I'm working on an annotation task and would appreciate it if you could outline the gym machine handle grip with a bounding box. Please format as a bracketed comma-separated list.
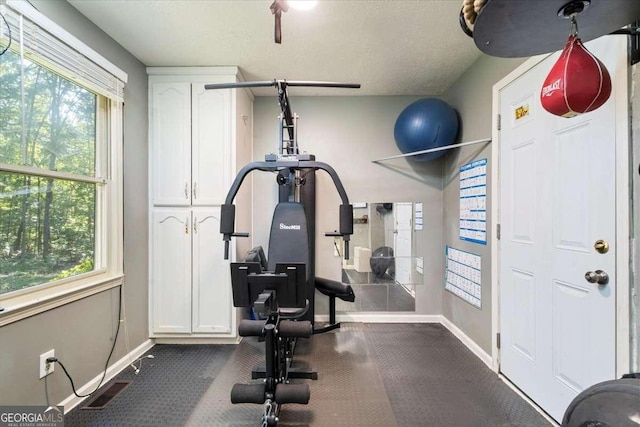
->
[339, 204, 353, 261]
[233, 232, 250, 238]
[221, 204, 236, 260]
[220, 204, 236, 233]
[339, 204, 353, 235]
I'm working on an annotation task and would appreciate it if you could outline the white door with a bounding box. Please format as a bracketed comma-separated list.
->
[192, 207, 232, 333]
[191, 84, 231, 206]
[150, 82, 191, 206]
[499, 36, 624, 421]
[151, 209, 192, 334]
[394, 203, 413, 290]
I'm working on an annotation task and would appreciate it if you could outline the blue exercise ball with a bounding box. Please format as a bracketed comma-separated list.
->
[394, 98, 459, 161]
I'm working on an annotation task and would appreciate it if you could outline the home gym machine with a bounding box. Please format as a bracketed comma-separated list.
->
[205, 79, 359, 426]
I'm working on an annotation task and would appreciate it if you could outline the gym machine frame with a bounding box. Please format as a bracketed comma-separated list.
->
[208, 79, 359, 327]
[206, 79, 359, 426]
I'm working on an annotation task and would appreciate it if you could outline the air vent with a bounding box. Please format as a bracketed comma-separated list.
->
[82, 381, 131, 410]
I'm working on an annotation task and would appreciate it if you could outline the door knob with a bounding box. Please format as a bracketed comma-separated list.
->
[594, 239, 609, 254]
[585, 270, 609, 285]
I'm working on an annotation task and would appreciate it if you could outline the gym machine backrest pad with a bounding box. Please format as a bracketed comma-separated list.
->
[267, 202, 309, 278]
[230, 203, 310, 312]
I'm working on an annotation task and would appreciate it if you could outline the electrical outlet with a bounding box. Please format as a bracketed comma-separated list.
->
[39, 350, 55, 379]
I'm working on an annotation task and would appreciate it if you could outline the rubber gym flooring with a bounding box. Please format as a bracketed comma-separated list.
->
[65, 323, 552, 427]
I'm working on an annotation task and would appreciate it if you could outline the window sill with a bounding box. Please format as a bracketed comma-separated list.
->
[0, 274, 124, 327]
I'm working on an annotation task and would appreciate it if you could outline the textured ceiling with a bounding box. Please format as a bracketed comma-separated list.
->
[67, 0, 483, 96]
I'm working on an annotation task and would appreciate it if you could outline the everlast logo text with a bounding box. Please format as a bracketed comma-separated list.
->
[541, 78, 562, 97]
[279, 223, 301, 230]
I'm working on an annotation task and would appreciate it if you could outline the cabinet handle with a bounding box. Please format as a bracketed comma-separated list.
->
[185, 216, 189, 234]
[193, 182, 197, 199]
[184, 182, 189, 199]
[193, 217, 198, 233]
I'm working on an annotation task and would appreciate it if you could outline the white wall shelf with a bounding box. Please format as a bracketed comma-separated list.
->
[372, 138, 492, 163]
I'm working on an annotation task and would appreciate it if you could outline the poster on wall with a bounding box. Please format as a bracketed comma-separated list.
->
[445, 246, 481, 309]
[415, 202, 423, 230]
[459, 158, 487, 245]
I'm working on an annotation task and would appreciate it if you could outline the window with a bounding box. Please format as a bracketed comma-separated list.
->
[0, 0, 126, 322]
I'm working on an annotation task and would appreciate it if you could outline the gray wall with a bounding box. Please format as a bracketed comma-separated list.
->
[441, 55, 526, 353]
[0, 0, 148, 405]
[253, 96, 444, 315]
[632, 63, 640, 372]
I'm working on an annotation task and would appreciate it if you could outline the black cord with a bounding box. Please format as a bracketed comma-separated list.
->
[47, 285, 123, 398]
[0, 10, 11, 56]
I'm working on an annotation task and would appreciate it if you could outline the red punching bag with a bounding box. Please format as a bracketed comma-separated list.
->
[540, 35, 611, 118]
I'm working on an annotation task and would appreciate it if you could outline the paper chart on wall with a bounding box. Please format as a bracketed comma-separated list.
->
[445, 246, 481, 309]
[459, 158, 487, 245]
[415, 203, 423, 230]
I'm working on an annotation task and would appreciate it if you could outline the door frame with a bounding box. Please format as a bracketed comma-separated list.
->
[393, 202, 413, 290]
[490, 39, 631, 379]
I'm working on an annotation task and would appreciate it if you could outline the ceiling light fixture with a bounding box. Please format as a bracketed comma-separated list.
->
[270, 0, 288, 44]
[270, 0, 317, 44]
[288, 0, 318, 11]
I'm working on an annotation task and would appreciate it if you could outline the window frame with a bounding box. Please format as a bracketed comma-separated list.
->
[0, 0, 126, 325]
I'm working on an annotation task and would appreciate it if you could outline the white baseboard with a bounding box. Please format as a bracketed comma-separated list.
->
[439, 316, 493, 369]
[315, 313, 441, 323]
[59, 339, 154, 412]
[154, 337, 240, 345]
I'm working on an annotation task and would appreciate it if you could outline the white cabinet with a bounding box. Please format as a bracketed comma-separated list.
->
[191, 208, 231, 333]
[151, 209, 192, 333]
[151, 208, 231, 335]
[148, 67, 253, 340]
[191, 85, 231, 206]
[150, 82, 191, 206]
[150, 81, 231, 206]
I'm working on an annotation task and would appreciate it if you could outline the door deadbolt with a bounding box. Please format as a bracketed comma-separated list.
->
[594, 239, 609, 254]
[585, 270, 609, 285]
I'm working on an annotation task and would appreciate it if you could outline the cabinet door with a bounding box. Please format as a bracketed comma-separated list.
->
[192, 207, 232, 333]
[191, 85, 231, 206]
[151, 209, 192, 333]
[151, 82, 192, 206]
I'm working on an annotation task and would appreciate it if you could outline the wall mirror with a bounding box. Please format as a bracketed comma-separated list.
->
[335, 202, 422, 313]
